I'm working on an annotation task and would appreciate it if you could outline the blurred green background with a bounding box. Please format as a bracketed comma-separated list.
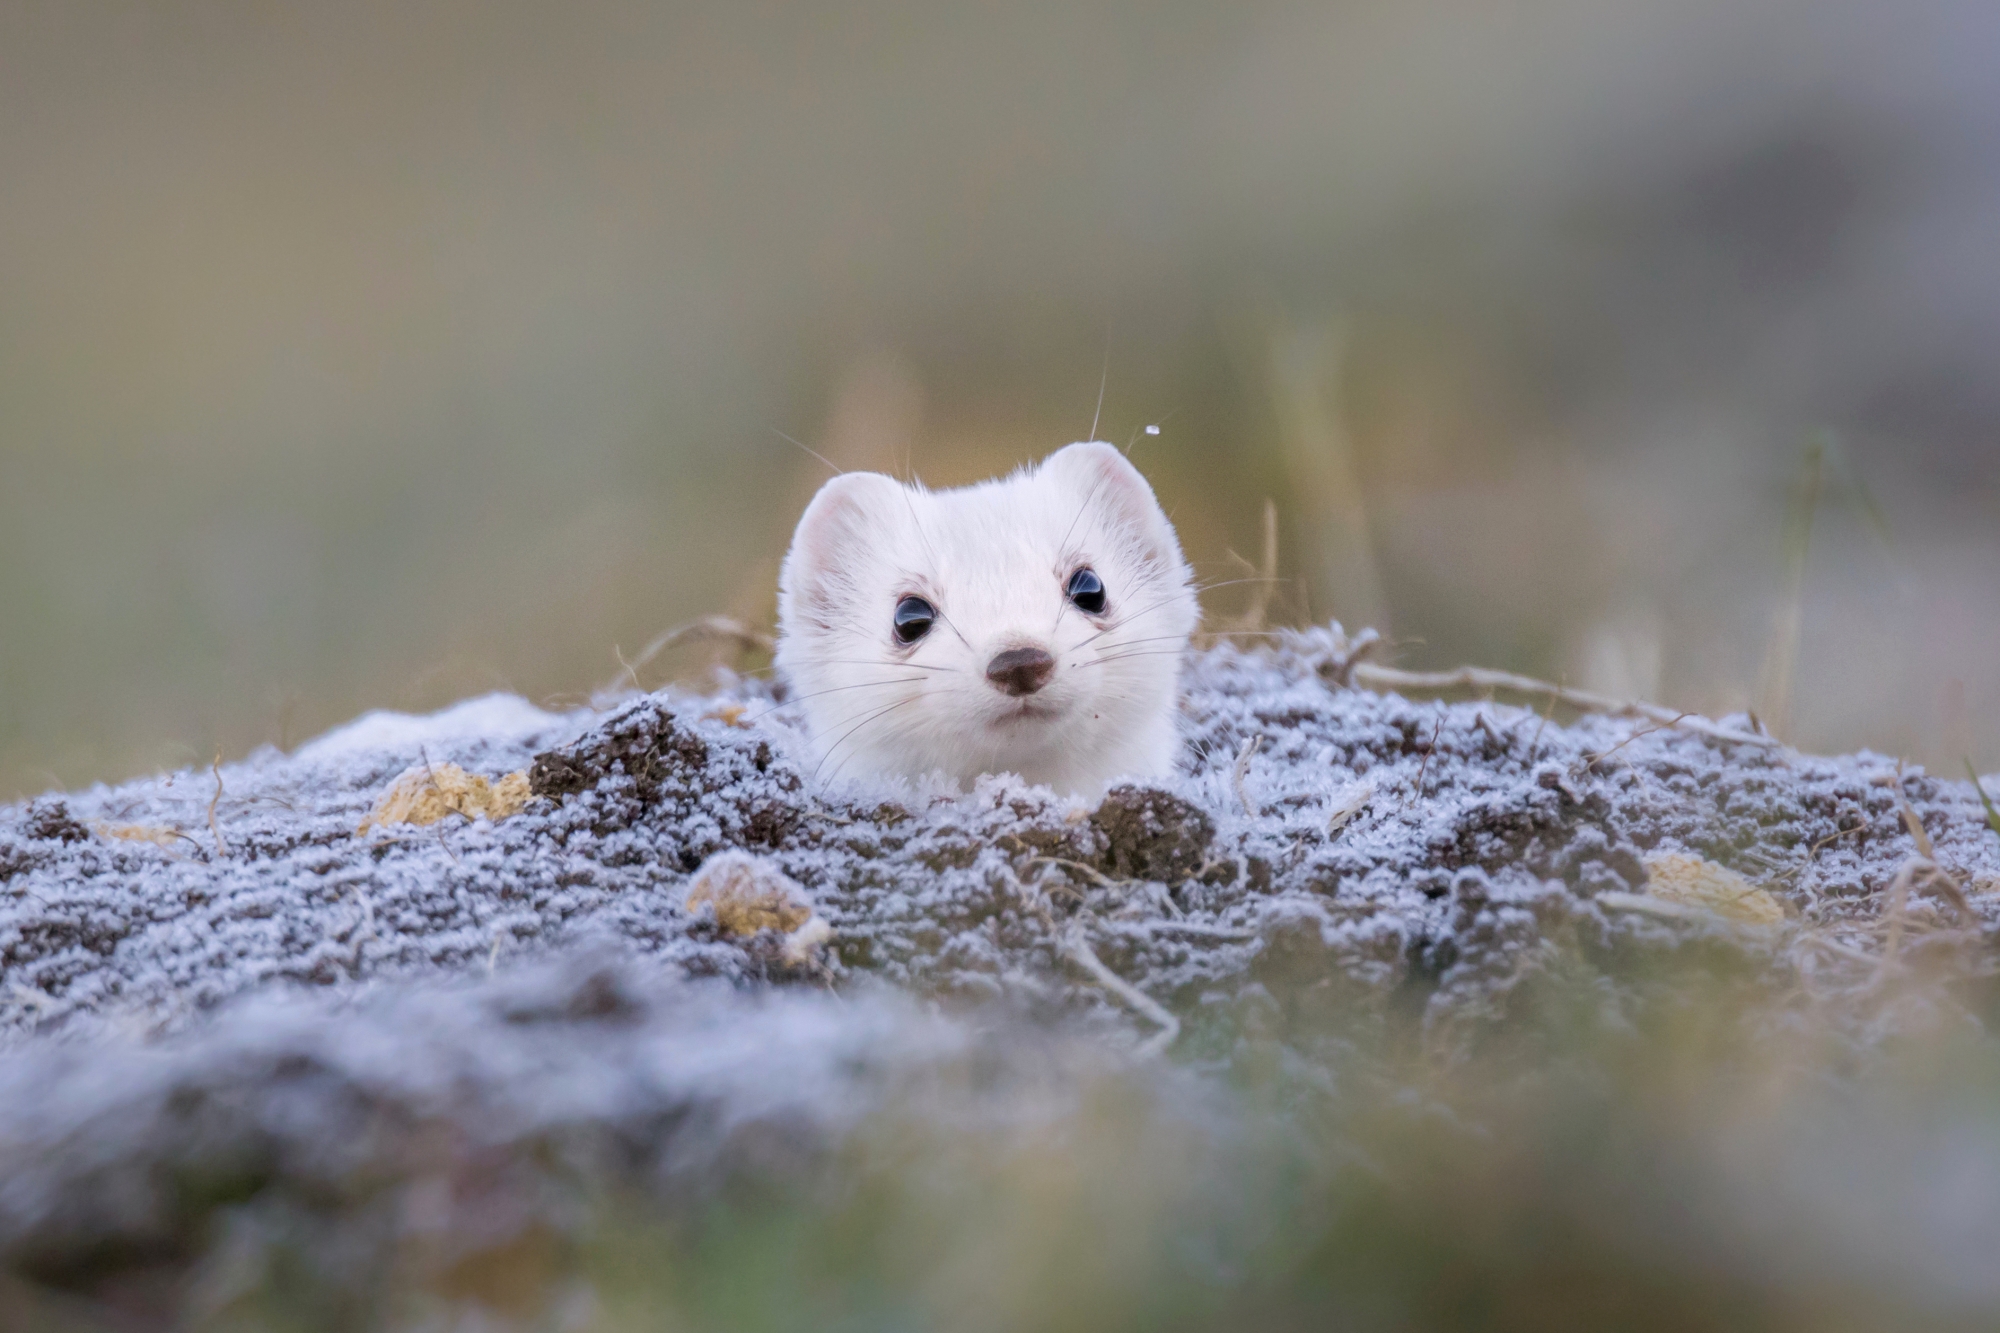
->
[3, 0, 1997, 799]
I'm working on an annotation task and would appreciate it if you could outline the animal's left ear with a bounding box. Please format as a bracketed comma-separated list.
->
[1039, 441, 1178, 559]
[779, 470, 906, 625]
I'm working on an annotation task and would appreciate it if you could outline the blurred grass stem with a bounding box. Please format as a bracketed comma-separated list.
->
[1757, 440, 1826, 741]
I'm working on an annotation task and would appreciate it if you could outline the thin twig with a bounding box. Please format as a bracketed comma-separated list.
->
[1582, 713, 1692, 772]
[1326, 781, 1374, 836]
[1232, 735, 1264, 818]
[1408, 710, 1443, 806]
[207, 753, 230, 860]
[614, 644, 643, 694]
[1352, 663, 1778, 750]
[1148, 920, 1257, 943]
[1027, 856, 1119, 889]
[601, 615, 776, 696]
[1061, 924, 1179, 1057]
[417, 745, 464, 864]
[1530, 676, 1562, 761]
[1473, 712, 1504, 746]
[1807, 824, 1866, 860]
[1002, 859, 1061, 928]
[1317, 626, 1384, 687]
[1879, 767, 1976, 927]
[992, 834, 1115, 893]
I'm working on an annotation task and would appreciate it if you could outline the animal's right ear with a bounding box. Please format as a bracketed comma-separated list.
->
[1039, 441, 1178, 561]
[780, 472, 904, 615]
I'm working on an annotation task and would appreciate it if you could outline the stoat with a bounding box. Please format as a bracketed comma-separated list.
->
[775, 441, 1198, 798]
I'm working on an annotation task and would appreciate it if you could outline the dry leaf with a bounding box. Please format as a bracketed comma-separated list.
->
[358, 763, 532, 835]
[1327, 781, 1375, 835]
[1642, 852, 1785, 926]
[704, 703, 753, 728]
[94, 822, 185, 850]
[684, 850, 818, 939]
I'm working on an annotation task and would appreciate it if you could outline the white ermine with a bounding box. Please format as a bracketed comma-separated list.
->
[775, 441, 1198, 797]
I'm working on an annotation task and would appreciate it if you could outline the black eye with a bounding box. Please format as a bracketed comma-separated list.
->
[893, 595, 936, 644]
[1065, 568, 1107, 615]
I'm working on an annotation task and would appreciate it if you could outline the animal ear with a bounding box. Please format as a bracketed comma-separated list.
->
[1039, 441, 1176, 557]
[780, 471, 905, 621]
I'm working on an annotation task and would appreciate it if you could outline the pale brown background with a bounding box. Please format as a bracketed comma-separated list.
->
[3, 0, 1996, 798]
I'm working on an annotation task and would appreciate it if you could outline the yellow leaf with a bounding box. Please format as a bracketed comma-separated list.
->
[358, 763, 532, 835]
[684, 850, 816, 937]
[94, 822, 185, 850]
[1642, 852, 1785, 926]
[704, 703, 753, 728]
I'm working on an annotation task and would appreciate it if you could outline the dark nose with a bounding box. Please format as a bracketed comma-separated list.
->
[986, 646, 1056, 697]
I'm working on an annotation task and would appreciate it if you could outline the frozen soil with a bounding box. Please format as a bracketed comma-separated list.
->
[2, 627, 1998, 1323]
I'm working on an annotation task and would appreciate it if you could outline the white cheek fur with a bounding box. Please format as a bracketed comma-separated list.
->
[774, 443, 1198, 799]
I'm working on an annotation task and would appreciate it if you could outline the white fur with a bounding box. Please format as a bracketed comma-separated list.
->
[775, 442, 1198, 798]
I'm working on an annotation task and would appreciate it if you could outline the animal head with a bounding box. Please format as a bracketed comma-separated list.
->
[775, 441, 1198, 797]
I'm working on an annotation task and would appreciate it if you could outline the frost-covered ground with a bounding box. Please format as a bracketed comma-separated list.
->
[2, 628, 1998, 1329]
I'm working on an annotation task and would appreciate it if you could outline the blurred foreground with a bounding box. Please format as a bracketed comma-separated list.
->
[5, 952, 1997, 1332]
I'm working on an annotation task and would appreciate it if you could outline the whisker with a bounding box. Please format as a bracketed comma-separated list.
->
[896, 484, 948, 594]
[1069, 577, 1280, 652]
[1087, 332, 1109, 443]
[742, 676, 926, 725]
[1193, 576, 1289, 595]
[1056, 469, 1114, 573]
[816, 685, 928, 736]
[1074, 594, 1193, 648]
[772, 427, 843, 476]
[1094, 630, 1278, 652]
[1073, 632, 1195, 653]
[934, 609, 974, 651]
[795, 659, 952, 672]
[1123, 405, 1177, 458]
[1073, 648, 1194, 668]
[815, 695, 926, 786]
